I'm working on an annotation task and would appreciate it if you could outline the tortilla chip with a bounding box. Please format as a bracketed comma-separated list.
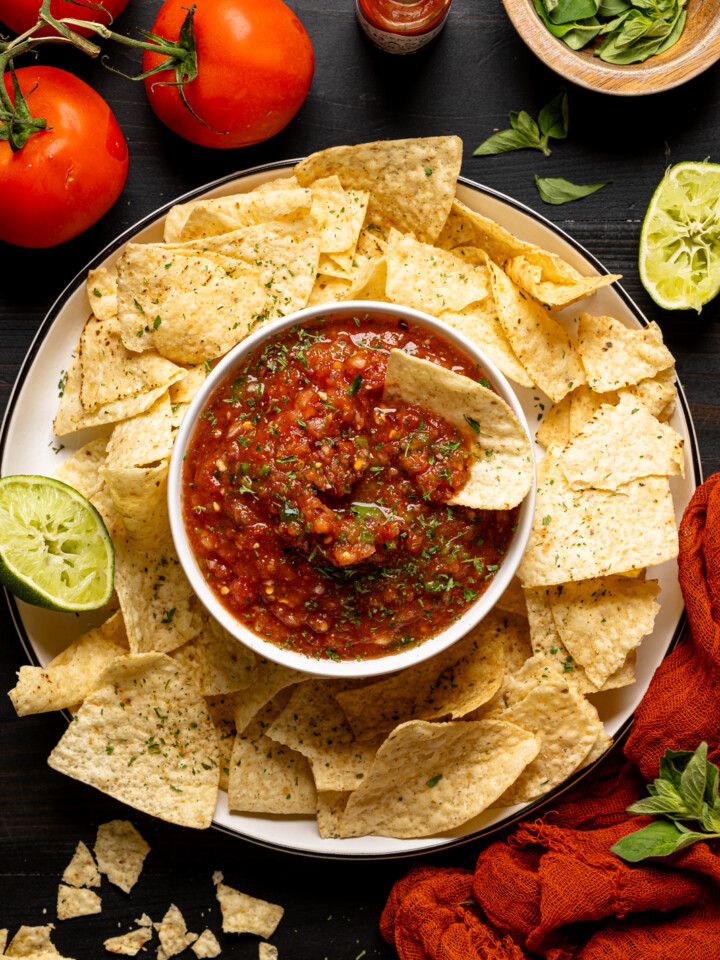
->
[485, 657, 604, 804]
[259, 945, 278, 960]
[57, 885, 102, 920]
[336, 612, 506, 741]
[436, 199, 619, 308]
[103, 927, 153, 956]
[578, 730, 613, 772]
[495, 576, 527, 618]
[547, 576, 660, 689]
[626, 365, 677, 420]
[79, 316, 186, 412]
[251, 175, 300, 194]
[536, 395, 572, 451]
[488, 260, 586, 403]
[156, 905, 197, 960]
[518, 450, 678, 588]
[232, 660, 311, 735]
[0, 930, 7, 955]
[295, 136, 462, 243]
[171, 615, 255, 697]
[214, 872, 284, 938]
[317, 790, 351, 839]
[265, 682, 380, 791]
[439, 302, 533, 389]
[113, 535, 201, 654]
[104, 392, 173, 470]
[577, 314, 674, 392]
[524, 586, 636, 694]
[100, 460, 170, 549]
[321, 188, 370, 273]
[5, 926, 58, 956]
[385, 230, 489, 314]
[228, 694, 317, 814]
[384, 349, 533, 510]
[48, 656, 219, 829]
[168, 365, 207, 406]
[116, 247, 267, 363]
[55, 438, 109, 501]
[92, 821, 150, 893]
[87, 267, 118, 321]
[191, 931, 221, 959]
[54, 354, 174, 437]
[557, 393, 684, 490]
[337, 719, 538, 838]
[62, 841, 101, 889]
[9, 612, 127, 716]
[163, 188, 313, 242]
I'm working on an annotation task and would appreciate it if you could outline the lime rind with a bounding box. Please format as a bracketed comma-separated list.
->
[0, 475, 114, 612]
[639, 161, 720, 312]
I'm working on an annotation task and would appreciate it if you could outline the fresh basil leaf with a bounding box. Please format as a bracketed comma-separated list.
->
[673, 828, 720, 852]
[535, 176, 610, 204]
[705, 755, 719, 807]
[544, 0, 599, 24]
[473, 129, 538, 156]
[562, 17, 602, 47]
[701, 802, 720, 834]
[680, 742, 709, 818]
[627, 793, 689, 818]
[611, 820, 684, 862]
[512, 110, 542, 144]
[659, 748, 694, 792]
[598, 0, 630, 13]
[538, 88, 568, 141]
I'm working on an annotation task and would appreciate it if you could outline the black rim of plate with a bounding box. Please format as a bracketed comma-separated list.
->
[0, 159, 703, 861]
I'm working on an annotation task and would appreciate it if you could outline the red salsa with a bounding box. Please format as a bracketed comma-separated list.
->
[183, 314, 517, 661]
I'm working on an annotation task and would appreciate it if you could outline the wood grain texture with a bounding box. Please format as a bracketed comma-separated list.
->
[502, 0, 720, 95]
[0, 1, 719, 955]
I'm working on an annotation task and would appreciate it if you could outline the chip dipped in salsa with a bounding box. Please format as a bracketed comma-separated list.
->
[182, 314, 519, 661]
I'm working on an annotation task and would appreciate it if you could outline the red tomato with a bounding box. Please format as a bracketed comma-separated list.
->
[0, 0, 130, 37]
[142, 0, 314, 149]
[0, 67, 128, 248]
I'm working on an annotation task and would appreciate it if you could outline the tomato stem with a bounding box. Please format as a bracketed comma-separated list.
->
[0, 1, 224, 150]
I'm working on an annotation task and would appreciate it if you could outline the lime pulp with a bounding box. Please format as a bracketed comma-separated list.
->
[0, 475, 114, 611]
[639, 161, 720, 312]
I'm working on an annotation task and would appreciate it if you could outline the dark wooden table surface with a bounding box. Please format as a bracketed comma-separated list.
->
[1, 1, 719, 957]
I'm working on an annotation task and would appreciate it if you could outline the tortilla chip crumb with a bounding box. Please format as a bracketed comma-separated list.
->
[134, 915, 154, 928]
[104, 927, 153, 956]
[5, 924, 58, 955]
[156, 904, 198, 960]
[57, 884, 102, 920]
[94, 821, 150, 894]
[62, 841, 101, 889]
[213, 876, 283, 939]
[259, 945, 278, 960]
[191, 930, 221, 959]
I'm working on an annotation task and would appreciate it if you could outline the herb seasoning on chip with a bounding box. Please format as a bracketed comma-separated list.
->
[183, 314, 523, 661]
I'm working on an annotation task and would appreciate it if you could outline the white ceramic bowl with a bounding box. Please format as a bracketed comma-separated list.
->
[168, 300, 536, 679]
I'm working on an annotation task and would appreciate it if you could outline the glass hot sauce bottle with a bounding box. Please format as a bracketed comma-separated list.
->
[356, 0, 453, 54]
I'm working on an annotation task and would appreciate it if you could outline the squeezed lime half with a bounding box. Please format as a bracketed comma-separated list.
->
[639, 161, 720, 312]
[0, 475, 114, 611]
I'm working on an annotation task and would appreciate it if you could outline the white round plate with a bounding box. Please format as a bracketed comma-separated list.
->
[0, 161, 701, 860]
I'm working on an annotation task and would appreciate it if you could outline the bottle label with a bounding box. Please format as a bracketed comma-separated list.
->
[356, 1, 449, 54]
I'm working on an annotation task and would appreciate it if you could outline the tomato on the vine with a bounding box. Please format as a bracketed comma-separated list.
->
[142, 0, 315, 149]
[0, 66, 128, 248]
[0, 0, 130, 37]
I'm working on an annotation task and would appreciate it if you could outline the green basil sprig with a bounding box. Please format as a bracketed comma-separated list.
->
[535, 176, 610, 204]
[473, 89, 568, 157]
[533, 0, 687, 63]
[612, 743, 720, 862]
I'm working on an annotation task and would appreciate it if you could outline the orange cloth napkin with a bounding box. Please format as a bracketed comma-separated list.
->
[381, 473, 720, 960]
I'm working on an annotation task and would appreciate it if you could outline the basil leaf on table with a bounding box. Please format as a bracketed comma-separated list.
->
[474, 89, 568, 157]
[534, 176, 610, 204]
[612, 743, 720, 863]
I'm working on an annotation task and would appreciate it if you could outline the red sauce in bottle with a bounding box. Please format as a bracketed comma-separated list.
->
[356, 0, 453, 53]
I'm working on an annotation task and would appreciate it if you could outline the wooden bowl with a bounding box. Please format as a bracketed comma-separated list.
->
[502, 0, 720, 95]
